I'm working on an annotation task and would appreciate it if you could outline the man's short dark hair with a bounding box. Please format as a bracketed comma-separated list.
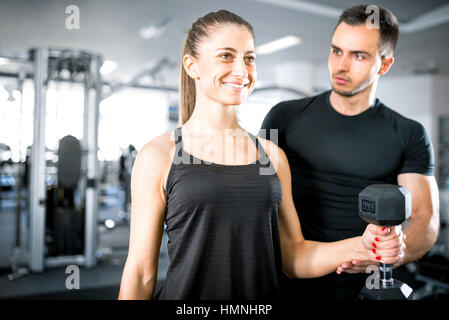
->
[335, 5, 399, 57]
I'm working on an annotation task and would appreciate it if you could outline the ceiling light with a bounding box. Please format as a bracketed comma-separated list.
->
[100, 60, 117, 76]
[256, 35, 302, 55]
[0, 58, 10, 66]
[138, 17, 172, 40]
[139, 25, 165, 39]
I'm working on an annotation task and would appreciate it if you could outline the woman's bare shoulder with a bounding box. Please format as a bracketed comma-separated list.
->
[140, 131, 174, 157]
[133, 131, 176, 175]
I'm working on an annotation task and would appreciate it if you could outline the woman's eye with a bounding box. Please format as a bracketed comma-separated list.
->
[245, 56, 255, 63]
[221, 53, 232, 60]
[333, 48, 341, 55]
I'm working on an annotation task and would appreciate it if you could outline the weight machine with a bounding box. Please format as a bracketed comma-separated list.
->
[27, 47, 102, 273]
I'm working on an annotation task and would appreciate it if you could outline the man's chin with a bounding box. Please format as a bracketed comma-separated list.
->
[332, 86, 357, 97]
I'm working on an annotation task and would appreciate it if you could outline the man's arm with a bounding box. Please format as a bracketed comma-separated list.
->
[397, 173, 440, 265]
[337, 119, 438, 274]
[336, 173, 440, 274]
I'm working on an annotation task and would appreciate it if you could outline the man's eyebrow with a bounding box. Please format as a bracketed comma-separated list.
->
[331, 44, 341, 51]
[331, 44, 371, 56]
[216, 47, 255, 54]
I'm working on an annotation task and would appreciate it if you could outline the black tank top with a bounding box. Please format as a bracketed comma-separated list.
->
[156, 127, 283, 300]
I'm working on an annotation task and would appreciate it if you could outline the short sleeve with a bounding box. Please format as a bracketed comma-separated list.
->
[260, 103, 284, 145]
[260, 100, 301, 146]
[398, 121, 434, 176]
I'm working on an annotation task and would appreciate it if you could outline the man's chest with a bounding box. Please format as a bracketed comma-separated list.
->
[283, 115, 403, 179]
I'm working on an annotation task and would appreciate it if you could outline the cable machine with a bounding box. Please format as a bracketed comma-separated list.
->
[28, 47, 102, 272]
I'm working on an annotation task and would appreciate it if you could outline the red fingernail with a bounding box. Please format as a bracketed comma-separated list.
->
[372, 242, 377, 248]
[376, 256, 381, 260]
[382, 227, 387, 231]
[372, 249, 376, 254]
[375, 237, 380, 242]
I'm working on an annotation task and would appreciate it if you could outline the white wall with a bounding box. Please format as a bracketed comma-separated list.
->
[313, 64, 331, 93]
[431, 75, 449, 190]
[274, 61, 316, 95]
[377, 74, 449, 188]
[376, 74, 433, 136]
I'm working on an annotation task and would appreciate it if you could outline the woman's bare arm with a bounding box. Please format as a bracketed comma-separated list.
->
[259, 138, 399, 278]
[118, 134, 173, 299]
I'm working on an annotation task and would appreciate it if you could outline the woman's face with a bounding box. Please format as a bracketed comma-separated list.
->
[186, 24, 257, 106]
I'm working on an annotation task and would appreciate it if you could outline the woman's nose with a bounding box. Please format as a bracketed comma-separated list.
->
[232, 58, 248, 78]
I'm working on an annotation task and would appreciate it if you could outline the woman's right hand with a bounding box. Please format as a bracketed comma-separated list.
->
[338, 224, 406, 274]
[361, 224, 406, 265]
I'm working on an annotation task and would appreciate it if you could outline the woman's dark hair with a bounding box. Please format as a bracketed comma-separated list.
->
[179, 10, 255, 124]
[335, 5, 399, 58]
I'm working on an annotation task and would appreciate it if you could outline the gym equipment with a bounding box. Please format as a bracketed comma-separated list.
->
[412, 254, 449, 299]
[2, 47, 177, 275]
[45, 135, 84, 257]
[0, 71, 31, 281]
[358, 184, 413, 300]
[118, 144, 136, 216]
[28, 47, 102, 272]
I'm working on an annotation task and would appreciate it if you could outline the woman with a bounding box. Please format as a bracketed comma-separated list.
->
[118, 10, 404, 300]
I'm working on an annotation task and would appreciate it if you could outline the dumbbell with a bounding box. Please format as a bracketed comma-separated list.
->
[358, 184, 413, 300]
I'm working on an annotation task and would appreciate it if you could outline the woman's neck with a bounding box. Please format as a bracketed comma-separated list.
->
[183, 94, 242, 133]
[180, 94, 256, 165]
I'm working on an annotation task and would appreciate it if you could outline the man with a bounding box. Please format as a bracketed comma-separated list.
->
[261, 5, 440, 300]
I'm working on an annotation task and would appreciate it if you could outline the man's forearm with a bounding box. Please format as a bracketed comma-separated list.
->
[397, 174, 440, 266]
[402, 210, 439, 265]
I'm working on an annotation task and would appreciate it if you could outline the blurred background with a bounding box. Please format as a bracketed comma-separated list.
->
[0, 0, 448, 300]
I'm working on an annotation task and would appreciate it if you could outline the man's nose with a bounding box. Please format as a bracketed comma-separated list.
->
[336, 54, 351, 72]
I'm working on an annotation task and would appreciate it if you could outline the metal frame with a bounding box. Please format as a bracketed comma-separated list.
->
[28, 47, 102, 272]
[84, 54, 102, 268]
[29, 47, 48, 272]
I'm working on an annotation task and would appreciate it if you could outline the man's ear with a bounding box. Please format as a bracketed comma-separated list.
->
[183, 54, 199, 80]
[379, 56, 394, 76]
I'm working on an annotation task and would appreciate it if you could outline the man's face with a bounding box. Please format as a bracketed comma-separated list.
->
[328, 22, 385, 97]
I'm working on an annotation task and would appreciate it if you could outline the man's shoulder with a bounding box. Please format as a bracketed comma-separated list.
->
[264, 91, 330, 127]
[376, 101, 424, 132]
[271, 90, 329, 112]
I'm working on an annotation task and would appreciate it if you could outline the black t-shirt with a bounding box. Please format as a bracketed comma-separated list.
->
[261, 90, 434, 243]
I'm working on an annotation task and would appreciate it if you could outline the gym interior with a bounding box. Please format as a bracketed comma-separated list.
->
[0, 0, 449, 301]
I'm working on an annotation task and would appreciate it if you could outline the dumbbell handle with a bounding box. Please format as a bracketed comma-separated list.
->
[379, 263, 394, 287]
[379, 224, 395, 287]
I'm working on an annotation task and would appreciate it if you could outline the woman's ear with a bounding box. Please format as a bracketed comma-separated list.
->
[183, 54, 200, 80]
